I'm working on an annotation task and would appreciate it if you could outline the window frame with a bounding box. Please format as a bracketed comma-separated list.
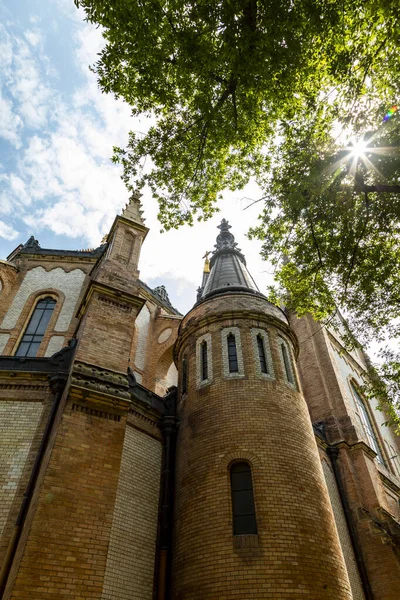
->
[196, 332, 212, 387]
[230, 462, 258, 536]
[14, 295, 57, 358]
[221, 327, 244, 378]
[227, 333, 239, 373]
[251, 328, 274, 379]
[201, 340, 208, 381]
[278, 336, 297, 389]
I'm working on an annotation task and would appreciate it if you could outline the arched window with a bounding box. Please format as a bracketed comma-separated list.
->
[278, 337, 296, 386]
[257, 334, 268, 374]
[15, 297, 56, 357]
[230, 463, 257, 535]
[351, 383, 385, 465]
[201, 341, 208, 381]
[227, 333, 238, 373]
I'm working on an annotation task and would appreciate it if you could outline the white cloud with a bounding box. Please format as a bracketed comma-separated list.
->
[9, 174, 30, 205]
[0, 220, 18, 241]
[0, 90, 23, 147]
[25, 29, 43, 48]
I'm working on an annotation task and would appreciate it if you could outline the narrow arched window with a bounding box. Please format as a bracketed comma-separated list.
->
[182, 357, 188, 394]
[257, 334, 268, 374]
[351, 383, 385, 465]
[201, 341, 208, 381]
[16, 297, 56, 357]
[230, 463, 257, 535]
[279, 338, 295, 385]
[227, 334, 238, 373]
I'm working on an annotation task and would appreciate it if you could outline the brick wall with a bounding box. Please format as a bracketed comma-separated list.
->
[101, 420, 162, 600]
[292, 312, 400, 599]
[8, 396, 127, 600]
[0, 397, 48, 567]
[322, 458, 365, 600]
[173, 293, 352, 600]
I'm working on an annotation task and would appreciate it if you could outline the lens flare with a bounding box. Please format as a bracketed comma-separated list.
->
[383, 105, 398, 122]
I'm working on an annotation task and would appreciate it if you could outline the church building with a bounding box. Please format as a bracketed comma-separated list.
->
[0, 194, 399, 599]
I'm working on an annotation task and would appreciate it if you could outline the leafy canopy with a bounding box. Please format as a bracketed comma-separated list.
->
[75, 0, 400, 421]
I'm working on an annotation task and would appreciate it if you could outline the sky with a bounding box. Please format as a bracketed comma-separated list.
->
[0, 0, 274, 314]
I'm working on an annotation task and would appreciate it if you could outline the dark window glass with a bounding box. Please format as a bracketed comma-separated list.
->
[15, 297, 56, 358]
[227, 333, 238, 373]
[182, 357, 188, 394]
[352, 384, 385, 465]
[201, 341, 208, 381]
[230, 463, 257, 535]
[257, 334, 268, 374]
[281, 342, 294, 384]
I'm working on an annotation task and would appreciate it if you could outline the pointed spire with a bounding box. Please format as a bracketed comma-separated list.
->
[197, 219, 261, 302]
[121, 191, 145, 226]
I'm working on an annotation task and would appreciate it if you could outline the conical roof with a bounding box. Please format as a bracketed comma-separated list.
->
[197, 219, 261, 301]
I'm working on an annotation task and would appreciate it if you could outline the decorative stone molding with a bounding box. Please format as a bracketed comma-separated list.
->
[77, 280, 145, 319]
[175, 306, 298, 364]
[98, 295, 133, 312]
[71, 361, 131, 401]
[250, 328, 275, 380]
[71, 403, 122, 422]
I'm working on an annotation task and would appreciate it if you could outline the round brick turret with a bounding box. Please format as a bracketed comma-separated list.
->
[171, 221, 352, 600]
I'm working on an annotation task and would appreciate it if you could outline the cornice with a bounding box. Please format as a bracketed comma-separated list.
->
[76, 280, 145, 318]
[174, 309, 298, 362]
[69, 361, 169, 420]
[70, 361, 132, 407]
[108, 214, 149, 241]
[333, 438, 378, 460]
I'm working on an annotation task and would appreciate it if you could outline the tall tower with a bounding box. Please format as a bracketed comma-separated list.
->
[172, 220, 352, 599]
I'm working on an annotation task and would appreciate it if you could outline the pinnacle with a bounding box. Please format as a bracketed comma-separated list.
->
[121, 191, 146, 226]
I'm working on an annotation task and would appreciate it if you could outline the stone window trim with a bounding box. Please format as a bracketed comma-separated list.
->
[221, 327, 244, 379]
[277, 335, 298, 390]
[9, 290, 63, 358]
[250, 328, 275, 380]
[196, 332, 213, 387]
[349, 378, 386, 467]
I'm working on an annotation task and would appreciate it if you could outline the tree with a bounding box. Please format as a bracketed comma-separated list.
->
[75, 0, 400, 423]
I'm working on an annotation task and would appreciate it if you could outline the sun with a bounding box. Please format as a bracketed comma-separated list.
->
[349, 139, 369, 158]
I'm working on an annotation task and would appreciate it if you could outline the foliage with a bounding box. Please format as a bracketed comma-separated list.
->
[75, 0, 400, 422]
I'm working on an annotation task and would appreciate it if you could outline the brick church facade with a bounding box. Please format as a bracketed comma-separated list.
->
[0, 195, 399, 599]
